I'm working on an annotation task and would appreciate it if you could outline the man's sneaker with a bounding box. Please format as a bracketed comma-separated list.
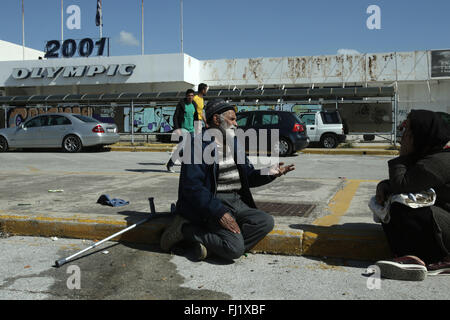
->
[375, 255, 428, 281]
[427, 257, 450, 276]
[160, 215, 188, 252]
[194, 242, 208, 261]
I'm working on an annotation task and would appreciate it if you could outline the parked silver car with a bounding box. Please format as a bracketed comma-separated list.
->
[0, 113, 119, 153]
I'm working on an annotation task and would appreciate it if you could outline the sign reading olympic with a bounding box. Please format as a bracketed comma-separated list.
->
[11, 64, 136, 80]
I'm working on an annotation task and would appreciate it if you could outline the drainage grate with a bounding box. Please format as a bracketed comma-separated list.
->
[255, 201, 316, 217]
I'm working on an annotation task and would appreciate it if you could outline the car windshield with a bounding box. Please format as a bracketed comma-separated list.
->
[72, 115, 99, 123]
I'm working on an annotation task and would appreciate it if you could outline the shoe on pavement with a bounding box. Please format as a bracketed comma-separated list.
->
[160, 215, 188, 252]
[194, 242, 208, 261]
[427, 257, 450, 276]
[375, 255, 428, 281]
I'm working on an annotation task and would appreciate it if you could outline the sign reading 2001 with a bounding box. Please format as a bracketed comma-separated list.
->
[44, 38, 107, 59]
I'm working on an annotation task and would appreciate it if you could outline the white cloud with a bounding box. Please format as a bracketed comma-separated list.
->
[118, 31, 140, 47]
[337, 49, 361, 55]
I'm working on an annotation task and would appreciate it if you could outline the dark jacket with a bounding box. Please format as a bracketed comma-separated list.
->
[384, 110, 450, 213]
[173, 98, 199, 130]
[387, 150, 450, 213]
[175, 134, 276, 225]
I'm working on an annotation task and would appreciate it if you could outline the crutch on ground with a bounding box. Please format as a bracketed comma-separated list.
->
[54, 197, 157, 268]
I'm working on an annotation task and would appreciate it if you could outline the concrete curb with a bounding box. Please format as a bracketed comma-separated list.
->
[109, 145, 399, 156]
[300, 149, 399, 156]
[110, 146, 173, 152]
[0, 212, 392, 262]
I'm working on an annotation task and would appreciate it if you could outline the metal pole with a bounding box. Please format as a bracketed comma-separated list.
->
[180, 0, 183, 54]
[141, 0, 144, 55]
[394, 52, 399, 146]
[393, 94, 398, 147]
[3, 106, 6, 129]
[131, 100, 134, 144]
[22, 0, 25, 60]
[100, 0, 103, 39]
[61, 0, 64, 43]
[426, 50, 432, 102]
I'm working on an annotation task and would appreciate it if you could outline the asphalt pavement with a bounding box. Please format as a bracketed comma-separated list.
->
[0, 150, 393, 261]
[1, 149, 449, 301]
[1, 235, 449, 300]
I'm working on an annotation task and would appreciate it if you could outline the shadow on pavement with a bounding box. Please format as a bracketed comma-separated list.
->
[289, 223, 392, 262]
[289, 223, 385, 234]
[138, 162, 166, 166]
[125, 169, 171, 173]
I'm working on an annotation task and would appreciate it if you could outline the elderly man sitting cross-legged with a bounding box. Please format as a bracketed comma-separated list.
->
[160, 100, 295, 261]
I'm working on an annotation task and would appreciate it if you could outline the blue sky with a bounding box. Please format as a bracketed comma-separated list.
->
[0, 0, 449, 60]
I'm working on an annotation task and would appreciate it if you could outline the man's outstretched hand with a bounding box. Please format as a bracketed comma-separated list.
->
[269, 163, 296, 177]
[219, 213, 241, 234]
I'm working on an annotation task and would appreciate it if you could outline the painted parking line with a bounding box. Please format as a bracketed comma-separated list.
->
[312, 179, 378, 227]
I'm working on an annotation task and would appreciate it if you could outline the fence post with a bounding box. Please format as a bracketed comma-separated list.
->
[131, 100, 134, 144]
[393, 92, 398, 147]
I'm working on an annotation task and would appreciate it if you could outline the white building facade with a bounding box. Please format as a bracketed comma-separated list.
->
[0, 40, 449, 135]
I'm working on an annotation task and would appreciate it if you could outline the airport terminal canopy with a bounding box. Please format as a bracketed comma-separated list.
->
[0, 86, 395, 106]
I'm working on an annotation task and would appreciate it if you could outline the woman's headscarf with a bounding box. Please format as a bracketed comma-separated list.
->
[408, 110, 450, 157]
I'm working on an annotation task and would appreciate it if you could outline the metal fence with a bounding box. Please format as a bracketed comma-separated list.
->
[0, 86, 398, 144]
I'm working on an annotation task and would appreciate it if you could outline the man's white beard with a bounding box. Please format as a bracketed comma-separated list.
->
[220, 121, 237, 139]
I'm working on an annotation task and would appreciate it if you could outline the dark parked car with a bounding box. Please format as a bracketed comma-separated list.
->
[236, 110, 309, 157]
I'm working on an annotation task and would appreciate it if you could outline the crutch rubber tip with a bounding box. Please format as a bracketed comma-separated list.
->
[54, 258, 67, 268]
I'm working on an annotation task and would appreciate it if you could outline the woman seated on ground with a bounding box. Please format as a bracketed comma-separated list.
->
[375, 110, 450, 281]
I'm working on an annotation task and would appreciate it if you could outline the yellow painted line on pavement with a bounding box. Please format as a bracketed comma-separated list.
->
[26, 166, 40, 172]
[312, 179, 362, 227]
[300, 179, 393, 259]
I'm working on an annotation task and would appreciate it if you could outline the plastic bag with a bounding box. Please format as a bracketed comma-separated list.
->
[369, 188, 436, 224]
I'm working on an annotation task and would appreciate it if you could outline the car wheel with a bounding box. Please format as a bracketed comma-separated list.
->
[0, 136, 8, 152]
[321, 134, 338, 149]
[275, 137, 292, 157]
[63, 135, 82, 153]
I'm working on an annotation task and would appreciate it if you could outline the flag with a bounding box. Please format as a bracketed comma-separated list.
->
[95, 0, 102, 26]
